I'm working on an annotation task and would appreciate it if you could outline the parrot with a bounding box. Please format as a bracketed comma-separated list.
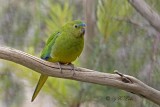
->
[31, 20, 86, 102]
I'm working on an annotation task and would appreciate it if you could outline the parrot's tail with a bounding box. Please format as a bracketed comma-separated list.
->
[31, 74, 48, 102]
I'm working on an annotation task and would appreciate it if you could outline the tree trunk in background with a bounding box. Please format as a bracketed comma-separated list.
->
[81, 0, 96, 68]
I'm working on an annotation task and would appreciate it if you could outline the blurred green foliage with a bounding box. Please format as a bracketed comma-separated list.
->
[45, 1, 73, 35]
[0, 0, 160, 107]
[97, 0, 132, 40]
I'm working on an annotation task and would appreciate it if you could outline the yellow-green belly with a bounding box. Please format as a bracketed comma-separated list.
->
[49, 35, 84, 63]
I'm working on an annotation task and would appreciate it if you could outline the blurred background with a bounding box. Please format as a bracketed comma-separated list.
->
[0, 0, 160, 107]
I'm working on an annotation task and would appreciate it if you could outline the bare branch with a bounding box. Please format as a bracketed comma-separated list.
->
[0, 47, 160, 105]
[128, 0, 160, 32]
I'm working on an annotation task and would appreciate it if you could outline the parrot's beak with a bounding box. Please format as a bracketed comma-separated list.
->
[79, 23, 86, 35]
[81, 28, 85, 35]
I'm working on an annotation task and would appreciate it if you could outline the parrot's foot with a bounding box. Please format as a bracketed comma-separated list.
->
[57, 62, 63, 73]
[68, 63, 75, 76]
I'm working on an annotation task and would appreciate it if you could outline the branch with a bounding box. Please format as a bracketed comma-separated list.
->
[0, 47, 160, 105]
[128, 0, 160, 32]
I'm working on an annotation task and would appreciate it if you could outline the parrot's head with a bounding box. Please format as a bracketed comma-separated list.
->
[63, 20, 86, 38]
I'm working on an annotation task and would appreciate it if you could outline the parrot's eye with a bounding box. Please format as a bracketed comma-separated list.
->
[74, 25, 78, 28]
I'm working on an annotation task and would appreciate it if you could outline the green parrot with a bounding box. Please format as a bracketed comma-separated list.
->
[31, 20, 86, 102]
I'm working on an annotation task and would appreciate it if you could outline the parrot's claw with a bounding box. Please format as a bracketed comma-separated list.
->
[57, 62, 63, 73]
[68, 63, 75, 76]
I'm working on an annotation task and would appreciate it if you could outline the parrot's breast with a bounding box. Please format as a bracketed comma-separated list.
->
[50, 34, 84, 63]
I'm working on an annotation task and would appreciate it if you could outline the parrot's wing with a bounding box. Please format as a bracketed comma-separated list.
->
[46, 30, 61, 45]
[41, 31, 61, 60]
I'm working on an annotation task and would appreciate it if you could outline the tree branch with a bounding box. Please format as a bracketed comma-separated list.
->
[0, 47, 160, 105]
[128, 0, 160, 32]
